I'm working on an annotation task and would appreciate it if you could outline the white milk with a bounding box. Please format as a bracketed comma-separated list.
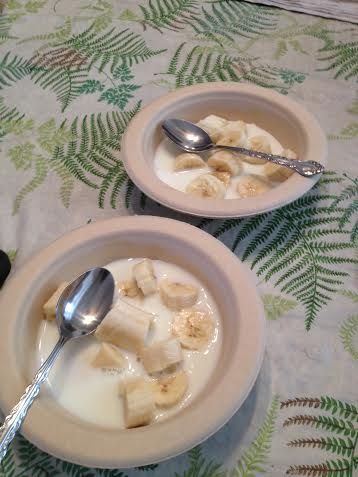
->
[37, 259, 222, 429]
[154, 122, 284, 199]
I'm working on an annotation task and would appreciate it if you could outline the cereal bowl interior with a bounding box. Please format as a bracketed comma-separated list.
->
[0, 217, 265, 469]
[122, 82, 327, 218]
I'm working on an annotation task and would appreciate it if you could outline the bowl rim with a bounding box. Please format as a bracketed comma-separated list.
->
[0, 216, 265, 468]
[121, 82, 328, 218]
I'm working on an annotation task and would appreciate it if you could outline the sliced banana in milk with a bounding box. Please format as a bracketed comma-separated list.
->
[42, 282, 68, 320]
[174, 153, 205, 171]
[140, 338, 183, 374]
[123, 378, 155, 428]
[159, 279, 199, 310]
[92, 343, 125, 369]
[186, 173, 226, 199]
[172, 308, 214, 350]
[210, 171, 231, 187]
[133, 259, 157, 296]
[237, 174, 271, 198]
[196, 115, 228, 143]
[118, 278, 141, 298]
[95, 299, 152, 352]
[152, 371, 189, 408]
[208, 150, 241, 176]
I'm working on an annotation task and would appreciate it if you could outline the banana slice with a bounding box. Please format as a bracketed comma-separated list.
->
[211, 171, 231, 187]
[123, 378, 155, 428]
[92, 343, 125, 369]
[263, 148, 297, 181]
[196, 115, 228, 143]
[133, 259, 157, 296]
[140, 338, 183, 374]
[216, 131, 244, 147]
[118, 278, 141, 298]
[43, 282, 68, 320]
[159, 279, 199, 310]
[240, 135, 271, 165]
[237, 175, 271, 198]
[221, 120, 247, 136]
[172, 309, 214, 350]
[174, 153, 205, 171]
[95, 299, 152, 352]
[208, 151, 241, 176]
[186, 174, 226, 199]
[152, 371, 189, 408]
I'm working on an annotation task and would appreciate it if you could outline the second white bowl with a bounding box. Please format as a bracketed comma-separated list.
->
[122, 82, 327, 218]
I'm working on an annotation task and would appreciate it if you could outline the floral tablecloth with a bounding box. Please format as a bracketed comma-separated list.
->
[0, 1, 357, 476]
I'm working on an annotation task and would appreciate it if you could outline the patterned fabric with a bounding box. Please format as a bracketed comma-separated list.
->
[0, 1, 357, 476]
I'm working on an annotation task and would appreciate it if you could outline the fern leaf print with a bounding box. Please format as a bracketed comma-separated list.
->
[282, 396, 358, 476]
[159, 42, 305, 93]
[200, 181, 357, 330]
[121, 0, 199, 33]
[188, 0, 279, 45]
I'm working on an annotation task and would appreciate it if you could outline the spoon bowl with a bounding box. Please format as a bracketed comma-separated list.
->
[0, 267, 114, 461]
[162, 118, 213, 152]
[57, 268, 115, 339]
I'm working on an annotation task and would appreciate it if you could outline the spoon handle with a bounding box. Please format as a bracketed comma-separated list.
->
[0, 335, 68, 462]
[214, 145, 324, 177]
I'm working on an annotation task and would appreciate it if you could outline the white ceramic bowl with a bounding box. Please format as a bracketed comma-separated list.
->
[0, 216, 265, 468]
[122, 82, 327, 218]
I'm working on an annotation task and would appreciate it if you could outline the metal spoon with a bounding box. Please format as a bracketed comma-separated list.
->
[162, 118, 324, 177]
[0, 267, 115, 462]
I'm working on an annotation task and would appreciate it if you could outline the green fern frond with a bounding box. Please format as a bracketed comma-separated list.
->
[138, 0, 198, 33]
[0, 97, 25, 142]
[175, 446, 225, 477]
[136, 464, 159, 471]
[340, 315, 358, 360]
[0, 446, 16, 477]
[274, 39, 287, 59]
[53, 102, 141, 208]
[96, 470, 125, 477]
[189, 1, 279, 46]
[58, 24, 165, 71]
[0, 15, 17, 42]
[12, 156, 48, 214]
[231, 396, 279, 476]
[160, 43, 305, 93]
[262, 294, 297, 320]
[283, 415, 357, 437]
[319, 397, 358, 421]
[213, 190, 357, 330]
[330, 177, 358, 240]
[318, 41, 358, 80]
[31, 66, 89, 112]
[286, 459, 354, 476]
[341, 289, 358, 303]
[283, 396, 358, 476]
[0, 52, 31, 89]
[318, 172, 344, 185]
[0, 97, 23, 122]
[328, 121, 358, 140]
[50, 160, 75, 208]
[18, 17, 73, 45]
[125, 179, 135, 209]
[288, 436, 355, 457]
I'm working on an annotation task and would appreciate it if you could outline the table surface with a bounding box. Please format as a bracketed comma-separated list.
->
[0, 1, 357, 476]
